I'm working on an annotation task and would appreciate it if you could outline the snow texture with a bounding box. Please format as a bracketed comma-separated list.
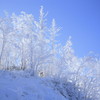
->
[0, 71, 67, 100]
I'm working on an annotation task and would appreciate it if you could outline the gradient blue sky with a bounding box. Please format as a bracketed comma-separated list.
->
[0, 0, 100, 57]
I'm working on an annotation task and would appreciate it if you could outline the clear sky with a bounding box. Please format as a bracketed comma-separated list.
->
[0, 0, 100, 57]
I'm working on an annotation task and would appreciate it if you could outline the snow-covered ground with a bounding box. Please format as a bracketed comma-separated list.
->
[0, 71, 67, 100]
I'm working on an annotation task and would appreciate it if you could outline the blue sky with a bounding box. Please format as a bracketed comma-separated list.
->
[0, 0, 100, 57]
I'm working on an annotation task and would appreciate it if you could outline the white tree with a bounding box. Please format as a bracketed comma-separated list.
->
[61, 36, 80, 76]
[11, 12, 34, 69]
[0, 15, 13, 69]
[46, 19, 60, 76]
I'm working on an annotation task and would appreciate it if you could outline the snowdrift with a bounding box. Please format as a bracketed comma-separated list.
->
[0, 71, 67, 100]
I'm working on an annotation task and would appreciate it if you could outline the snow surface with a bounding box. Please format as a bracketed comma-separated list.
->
[0, 71, 67, 100]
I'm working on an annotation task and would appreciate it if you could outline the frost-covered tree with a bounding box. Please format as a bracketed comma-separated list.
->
[0, 15, 13, 69]
[45, 19, 61, 76]
[61, 37, 80, 79]
[11, 12, 34, 69]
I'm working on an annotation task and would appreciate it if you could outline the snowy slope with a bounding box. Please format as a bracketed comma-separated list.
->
[0, 71, 67, 100]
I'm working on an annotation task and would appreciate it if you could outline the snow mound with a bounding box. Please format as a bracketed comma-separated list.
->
[0, 71, 67, 100]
